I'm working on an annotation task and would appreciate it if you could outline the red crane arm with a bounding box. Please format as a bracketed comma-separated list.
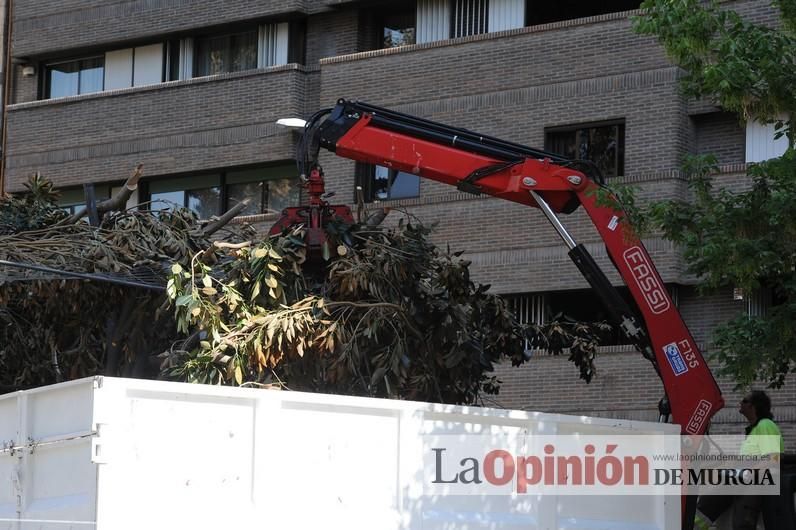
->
[297, 99, 724, 435]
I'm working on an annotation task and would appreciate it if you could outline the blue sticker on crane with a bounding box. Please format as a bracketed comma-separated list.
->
[664, 342, 688, 376]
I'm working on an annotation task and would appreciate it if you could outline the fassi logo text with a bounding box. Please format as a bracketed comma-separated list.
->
[623, 247, 670, 314]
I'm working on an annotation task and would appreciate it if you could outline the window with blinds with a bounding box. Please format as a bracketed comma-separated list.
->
[451, 0, 489, 38]
[507, 293, 546, 352]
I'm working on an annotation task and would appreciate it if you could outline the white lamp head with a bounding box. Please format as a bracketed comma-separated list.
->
[276, 118, 308, 129]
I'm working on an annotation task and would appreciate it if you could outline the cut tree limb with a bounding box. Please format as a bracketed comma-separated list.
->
[201, 199, 251, 237]
[365, 208, 390, 227]
[65, 164, 144, 224]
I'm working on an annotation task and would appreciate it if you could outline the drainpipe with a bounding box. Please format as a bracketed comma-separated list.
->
[0, 0, 13, 195]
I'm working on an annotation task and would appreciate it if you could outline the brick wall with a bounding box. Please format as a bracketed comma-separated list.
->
[12, 63, 38, 104]
[12, 0, 306, 58]
[692, 111, 746, 165]
[306, 9, 361, 66]
[5, 66, 307, 191]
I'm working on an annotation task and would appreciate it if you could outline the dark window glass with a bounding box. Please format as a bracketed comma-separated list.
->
[227, 181, 265, 216]
[525, 0, 642, 26]
[194, 30, 257, 77]
[150, 190, 185, 211]
[46, 57, 104, 98]
[166, 40, 181, 81]
[147, 167, 299, 218]
[546, 122, 625, 179]
[546, 288, 638, 346]
[187, 188, 222, 219]
[149, 174, 221, 218]
[288, 20, 307, 64]
[356, 164, 420, 202]
[56, 186, 111, 215]
[226, 168, 300, 215]
[267, 178, 300, 213]
[383, 11, 416, 48]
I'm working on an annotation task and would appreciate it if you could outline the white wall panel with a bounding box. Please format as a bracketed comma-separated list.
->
[104, 48, 133, 90]
[489, 0, 525, 31]
[132, 44, 164, 86]
[746, 115, 789, 162]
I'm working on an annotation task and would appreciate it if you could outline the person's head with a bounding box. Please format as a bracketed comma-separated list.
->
[739, 390, 773, 423]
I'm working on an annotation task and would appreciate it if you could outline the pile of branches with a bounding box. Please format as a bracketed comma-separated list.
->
[1, 173, 609, 403]
[0, 171, 251, 389]
[160, 214, 610, 403]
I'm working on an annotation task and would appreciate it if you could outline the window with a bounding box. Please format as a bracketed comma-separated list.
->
[382, 9, 416, 48]
[57, 186, 113, 214]
[193, 30, 258, 77]
[546, 288, 634, 346]
[45, 57, 104, 98]
[147, 165, 300, 219]
[416, 0, 524, 43]
[42, 23, 295, 99]
[546, 121, 625, 179]
[414, 0, 641, 44]
[451, 0, 489, 38]
[507, 293, 546, 352]
[150, 174, 222, 219]
[104, 44, 165, 90]
[226, 167, 300, 215]
[508, 289, 640, 348]
[167, 23, 291, 80]
[356, 164, 420, 202]
[734, 287, 781, 318]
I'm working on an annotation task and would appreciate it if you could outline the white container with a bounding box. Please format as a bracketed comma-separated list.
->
[0, 377, 680, 529]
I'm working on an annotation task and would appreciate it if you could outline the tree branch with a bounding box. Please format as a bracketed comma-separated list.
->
[65, 164, 144, 224]
[202, 199, 251, 237]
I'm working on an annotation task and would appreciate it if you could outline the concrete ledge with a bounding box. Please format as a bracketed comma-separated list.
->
[8, 64, 314, 111]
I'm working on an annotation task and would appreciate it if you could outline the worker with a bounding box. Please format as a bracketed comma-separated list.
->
[695, 390, 785, 529]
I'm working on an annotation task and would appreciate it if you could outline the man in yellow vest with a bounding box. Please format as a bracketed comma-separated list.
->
[696, 390, 785, 529]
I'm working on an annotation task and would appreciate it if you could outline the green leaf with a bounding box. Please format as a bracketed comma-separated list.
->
[175, 294, 193, 307]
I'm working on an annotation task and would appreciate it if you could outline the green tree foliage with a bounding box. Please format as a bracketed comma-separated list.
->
[635, 0, 795, 131]
[0, 174, 67, 234]
[161, 218, 610, 404]
[632, 0, 796, 386]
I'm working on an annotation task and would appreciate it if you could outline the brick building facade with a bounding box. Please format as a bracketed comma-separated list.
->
[2, 0, 793, 445]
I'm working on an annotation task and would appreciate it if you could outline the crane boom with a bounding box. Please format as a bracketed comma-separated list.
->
[290, 98, 724, 436]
